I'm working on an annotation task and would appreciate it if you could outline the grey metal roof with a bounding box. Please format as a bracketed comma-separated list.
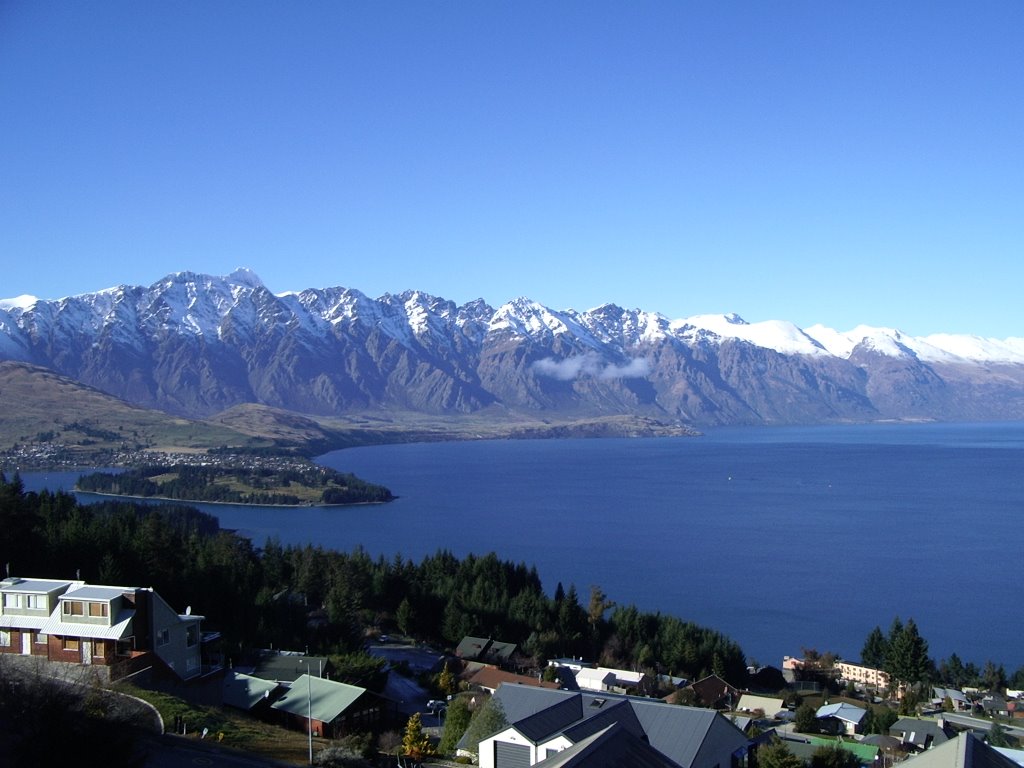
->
[0, 614, 49, 630]
[902, 733, 1020, 768]
[0, 578, 77, 594]
[537, 723, 683, 768]
[456, 636, 490, 658]
[816, 702, 867, 724]
[252, 654, 332, 683]
[562, 700, 645, 743]
[38, 609, 136, 640]
[629, 699, 738, 768]
[890, 717, 954, 747]
[493, 684, 748, 768]
[516, 694, 584, 742]
[63, 585, 130, 601]
[223, 671, 281, 711]
[270, 675, 365, 723]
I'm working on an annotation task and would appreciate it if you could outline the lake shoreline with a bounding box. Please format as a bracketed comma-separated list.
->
[73, 488, 394, 509]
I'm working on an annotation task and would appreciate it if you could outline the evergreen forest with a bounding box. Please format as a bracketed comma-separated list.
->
[76, 463, 395, 506]
[0, 472, 747, 684]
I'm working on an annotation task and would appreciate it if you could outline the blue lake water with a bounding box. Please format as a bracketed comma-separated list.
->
[20, 422, 1024, 670]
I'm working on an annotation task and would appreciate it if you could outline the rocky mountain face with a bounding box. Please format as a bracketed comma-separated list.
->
[2, 269, 1024, 427]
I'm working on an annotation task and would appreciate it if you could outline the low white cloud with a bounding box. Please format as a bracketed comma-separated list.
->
[599, 357, 651, 380]
[532, 353, 650, 381]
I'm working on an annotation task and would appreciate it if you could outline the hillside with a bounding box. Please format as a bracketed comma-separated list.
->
[0, 361, 266, 458]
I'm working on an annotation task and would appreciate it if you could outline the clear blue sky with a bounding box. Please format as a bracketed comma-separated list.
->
[2, 1, 1022, 337]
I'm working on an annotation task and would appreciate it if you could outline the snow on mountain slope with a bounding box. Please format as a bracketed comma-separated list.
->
[2, 269, 1023, 366]
[574, 304, 673, 347]
[671, 313, 829, 356]
[0, 295, 38, 311]
[489, 298, 603, 350]
[918, 333, 1024, 364]
[803, 325, 1024, 364]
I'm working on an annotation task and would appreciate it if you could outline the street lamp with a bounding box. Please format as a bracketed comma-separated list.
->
[298, 659, 314, 765]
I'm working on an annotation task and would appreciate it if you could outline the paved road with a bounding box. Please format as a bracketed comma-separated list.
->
[368, 642, 443, 717]
[939, 713, 1024, 739]
[141, 734, 297, 768]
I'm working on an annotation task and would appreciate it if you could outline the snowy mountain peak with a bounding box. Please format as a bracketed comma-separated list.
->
[5, 269, 1024, 428]
[226, 267, 265, 289]
[668, 314, 827, 356]
[0, 295, 39, 311]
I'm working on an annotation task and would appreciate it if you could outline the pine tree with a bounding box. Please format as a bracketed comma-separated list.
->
[883, 617, 904, 674]
[396, 597, 414, 636]
[888, 618, 930, 686]
[437, 661, 456, 696]
[758, 737, 806, 768]
[861, 626, 888, 669]
[401, 713, 433, 762]
[794, 702, 819, 733]
[810, 744, 861, 768]
[438, 697, 472, 755]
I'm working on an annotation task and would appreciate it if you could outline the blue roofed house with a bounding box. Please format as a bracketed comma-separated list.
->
[477, 684, 750, 768]
[816, 703, 867, 736]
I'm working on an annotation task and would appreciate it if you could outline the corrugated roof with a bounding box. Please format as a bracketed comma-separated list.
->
[469, 666, 559, 692]
[270, 674, 365, 723]
[900, 733, 1019, 768]
[630, 699, 725, 768]
[252, 654, 332, 683]
[515, 694, 584, 742]
[537, 723, 683, 768]
[0, 614, 49, 630]
[38, 609, 136, 640]
[493, 684, 749, 768]
[223, 671, 281, 711]
[562, 700, 644, 743]
[816, 702, 867, 723]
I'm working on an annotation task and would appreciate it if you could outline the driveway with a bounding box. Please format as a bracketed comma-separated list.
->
[367, 642, 446, 718]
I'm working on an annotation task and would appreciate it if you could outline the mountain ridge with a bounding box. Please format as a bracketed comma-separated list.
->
[3, 269, 1024, 427]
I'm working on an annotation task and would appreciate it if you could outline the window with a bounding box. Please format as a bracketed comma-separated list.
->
[0, 631, 10, 647]
[157, 628, 170, 646]
[63, 637, 80, 652]
[63, 601, 85, 616]
[3, 594, 22, 609]
[186, 625, 198, 647]
[88, 602, 108, 618]
[116, 639, 133, 657]
[34, 633, 47, 645]
[26, 594, 43, 609]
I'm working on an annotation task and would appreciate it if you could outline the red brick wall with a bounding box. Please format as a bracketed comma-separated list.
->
[0, 629, 22, 654]
[31, 632, 49, 657]
[48, 634, 84, 663]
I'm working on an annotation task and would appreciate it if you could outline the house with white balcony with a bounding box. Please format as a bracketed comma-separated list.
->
[0, 575, 209, 681]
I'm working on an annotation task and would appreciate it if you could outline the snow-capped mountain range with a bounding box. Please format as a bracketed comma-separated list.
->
[2, 268, 1024, 426]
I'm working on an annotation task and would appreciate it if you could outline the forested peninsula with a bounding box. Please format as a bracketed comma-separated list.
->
[75, 462, 395, 506]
